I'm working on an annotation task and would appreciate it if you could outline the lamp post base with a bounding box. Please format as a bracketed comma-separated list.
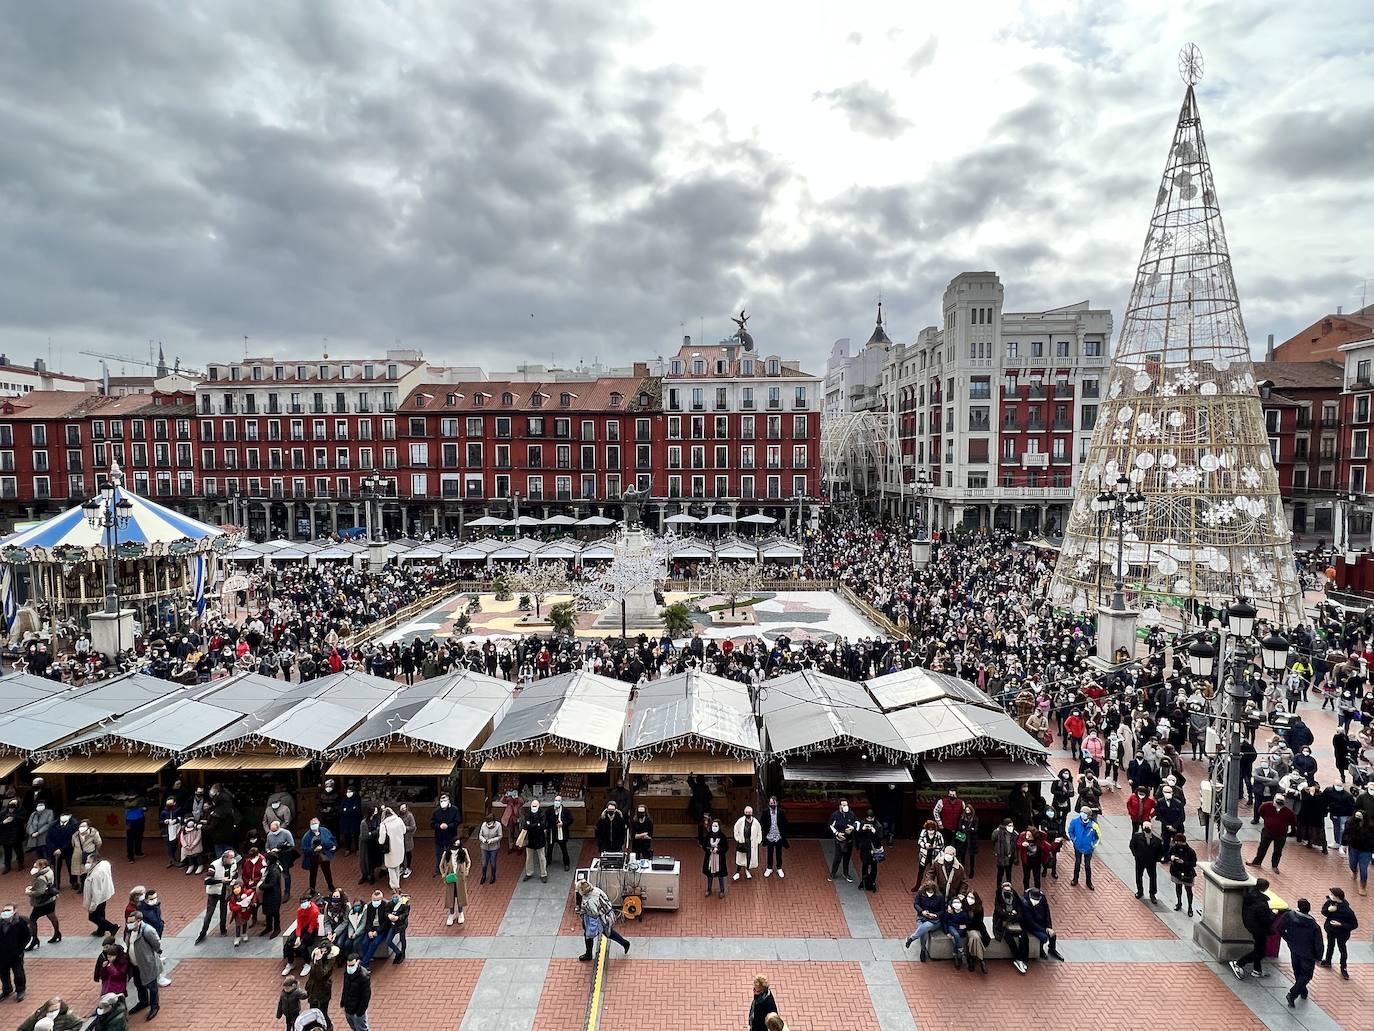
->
[910, 539, 932, 569]
[88, 608, 136, 659]
[1192, 861, 1256, 961]
[367, 540, 389, 572]
[1096, 604, 1139, 664]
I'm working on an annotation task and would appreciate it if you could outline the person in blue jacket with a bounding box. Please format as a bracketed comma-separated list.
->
[300, 820, 337, 893]
[1067, 808, 1100, 890]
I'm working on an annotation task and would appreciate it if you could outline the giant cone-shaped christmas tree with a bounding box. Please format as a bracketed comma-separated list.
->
[1049, 52, 1303, 626]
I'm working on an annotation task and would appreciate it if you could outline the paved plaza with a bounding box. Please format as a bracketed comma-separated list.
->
[6, 687, 1368, 1031]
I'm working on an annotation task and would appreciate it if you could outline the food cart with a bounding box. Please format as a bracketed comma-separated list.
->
[470, 671, 631, 838]
[322, 669, 513, 835]
[759, 670, 916, 830]
[623, 669, 760, 836]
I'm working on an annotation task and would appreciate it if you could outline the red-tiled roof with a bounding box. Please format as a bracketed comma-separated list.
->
[398, 377, 648, 413]
[1252, 360, 1344, 391]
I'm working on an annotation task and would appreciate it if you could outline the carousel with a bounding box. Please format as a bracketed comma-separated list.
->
[0, 463, 234, 645]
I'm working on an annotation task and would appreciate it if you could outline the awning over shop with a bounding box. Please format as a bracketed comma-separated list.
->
[33, 754, 171, 776]
[624, 670, 760, 757]
[179, 753, 313, 772]
[474, 671, 630, 759]
[781, 761, 913, 783]
[325, 754, 457, 778]
[629, 755, 755, 776]
[865, 667, 992, 710]
[0, 755, 24, 780]
[922, 757, 1051, 784]
[479, 754, 609, 775]
[759, 670, 910, 762]
[326, 670, 511, 756]
[0, 673, 186, 754]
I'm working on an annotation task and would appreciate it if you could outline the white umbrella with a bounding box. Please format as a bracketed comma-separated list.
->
[700, 513, 736, 524]
[739, 514, 777, 525]
[575, 515, 618, 527]
[541, 515, 578, 527]
[665, 514, 699, 524]
[505, 516, 543, 528]
[466, 515, 507, 528]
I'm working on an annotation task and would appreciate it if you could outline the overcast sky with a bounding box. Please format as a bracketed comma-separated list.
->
[2, 1, 1371, 380]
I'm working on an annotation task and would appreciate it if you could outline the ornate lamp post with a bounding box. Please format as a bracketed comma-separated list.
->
[1096, 474, 1146, 613]
[362, 470, 388, 571]
[81, 462, 135, 657]
[910, 470, 933, 568]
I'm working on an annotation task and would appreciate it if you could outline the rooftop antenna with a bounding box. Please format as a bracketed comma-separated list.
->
[243, 335, 248, 358]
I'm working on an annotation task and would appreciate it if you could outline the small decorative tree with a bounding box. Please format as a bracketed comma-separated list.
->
[507, 561, 571, 619]
[548, 600, 578, 637]
[705, 560, 762, 617]
[580, 548, 662, 639]
[661, 600, 694, 637]
[493, 574, 512, 602]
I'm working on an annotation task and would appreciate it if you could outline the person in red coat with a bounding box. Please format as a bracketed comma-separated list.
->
[933, 790, 966, 847]
[1065, 712, 1087, 759]
[1248, 794, 1298, 873]
[1127, 788, 1157, 833]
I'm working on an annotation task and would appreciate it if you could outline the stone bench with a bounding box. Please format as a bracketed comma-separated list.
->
[924, 931, 1044, 961]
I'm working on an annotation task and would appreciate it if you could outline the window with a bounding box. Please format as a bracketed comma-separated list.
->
[691, 388, 704, 411]
[741, 387, 754, 410]
[742, 358, 754, 376]
[1084, 339, 1102, 357]
[1056, 340, 1070, 357]
[967, 439, 989, 463]
[692, 358, 705, 375]
[793, 386, 807, 409]
[1354, 467, 1368, 494]
[1031, 341, 1043, 358]
[792, 415, 807, 438]
[1002, 438, 1016, 460]
[968, 406, 990, 432]
[967, 472, 988, 488]
[32, 425, 47, 447]
[1080, 405, 1098, 430]
[1354, 430, 1369, 460]
[609, 392, 622, 408]
[969, 378, 990, 400]
[1005, 341, 1019, 359]
[1358, 396, 1371, 423]
[1359, 360, 1372, 384]
[767, 387, 781, 410]
[715, 386, 728, 410]
[767, 358, 780, 376]
[1265, 409, 1280, 434]
[466, 417, 482, 436]
[409, 443, 429, 466]
[560, 392, 572, 407]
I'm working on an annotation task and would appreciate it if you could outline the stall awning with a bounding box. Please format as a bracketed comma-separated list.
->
[780, 761, 912, 784]
[922, 758, 1051, 784]
[629, 756, 755, 776]
[179, 754, 313, 772]
[0, 755, 26, 780]
[480, 754, 608, 775]
[33, 754, 170, 776]
[326, 754, 457, 778]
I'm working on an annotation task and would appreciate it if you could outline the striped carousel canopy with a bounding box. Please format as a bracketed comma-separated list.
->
[0, 473, 228, 565]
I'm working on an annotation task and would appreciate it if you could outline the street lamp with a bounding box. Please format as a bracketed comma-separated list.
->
[1342, 491, 1359, 552]
[227, 484, 243, 532]
[1095, 474, 1146, 611]
[362, 471, 387, 542]
[795, 492, 809, 543]
[82, 463, 134, 618]
[913, 469, 932, 539]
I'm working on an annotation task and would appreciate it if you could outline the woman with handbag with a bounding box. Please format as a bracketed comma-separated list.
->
[855, 810, 883, 893]
[24, 858, 60, 948]
[439, 838, 471, 927]
[574, 879, 629, 960]
[1168, 832, 1198, 917]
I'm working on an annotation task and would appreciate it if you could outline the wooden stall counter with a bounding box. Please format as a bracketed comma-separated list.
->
[629, 755, 757, 837]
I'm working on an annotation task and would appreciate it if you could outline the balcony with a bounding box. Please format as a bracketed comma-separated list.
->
[1321, 417, 1341, 429]
[1052, 420, 1072, 431]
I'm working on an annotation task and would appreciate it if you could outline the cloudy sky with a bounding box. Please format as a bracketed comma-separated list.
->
[2, 0, 1371, 380]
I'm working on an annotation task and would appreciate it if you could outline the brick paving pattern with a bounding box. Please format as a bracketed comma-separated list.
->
[897, 960, 1264, 1029]
[1276, 961, 1374, 1026]
[534, 959, 882, 1031]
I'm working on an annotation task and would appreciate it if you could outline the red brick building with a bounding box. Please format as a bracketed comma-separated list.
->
[1253, 360, 1345, 541]
[1272, 305, 1374, 363]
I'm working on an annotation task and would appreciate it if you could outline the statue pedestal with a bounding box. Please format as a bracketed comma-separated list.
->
[1096, 604, 1139, 664]
[88, 609, 136, 658]
[593, 527, 664, 633]
[1193, 862, 1256, 961]
[909, 540, 931, 569]
[367, 541, 389, 572]
[710, 607, 758, 627]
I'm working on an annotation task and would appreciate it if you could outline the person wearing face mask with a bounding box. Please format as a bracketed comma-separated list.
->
[519, 801, 549, 883]
[904, 877, 946, 961]
[1126, 786, 1156, 835]
[992, 882, 1030, 973]
[701, 819, 729, 898]
[1155, 785, 1185, 850]
[83, 856, 118, 937]
[1318, 886, 1357, 979]
[0, 901, 30, 1002]
[595, 801, 628, 856]
[23, 858, 59, 949]
[193, 848, 239, 945]
[303, 942, 339, 1027]
[123, 909, 162, 1019]
[574, 878, 630, 960]
[264, 797, 294, 838]
[357, 890, 389, 968]
[1019, 886, 1065, 961]
[1324, 780, 1356, 857]
[1295, 783, 1329, 854]
[827, 800, 856, 883]
[156, 798, 181, 871]
[340, 952, 372, 1031]
[301, 819, 337, 893]
[854, 809, 882, 892]
[545, 796, 575, 872]
[396, 804, 417, 879]
[23, 803, 54, 865]
[630, 805, 654, 860]
[760, 796, 789, 878]
[338, 786, 362, 857]
[1066, 807, 1099, 890]
[429, 793, 460, 876]
[732, 807, 760, 882]
[281, 894, 321, 977]
[478, 810, 503, 884]
[1248, 793, 1297, 873]
[1128, 822, 1165, 904]
[381, 890, 410, 965]
[90, 991, 128, 1031]
[16, 997, 82, 1031]
[73, 820, 104, 884]
[43, 812, 78, 892]
[439, 835, 471, 927]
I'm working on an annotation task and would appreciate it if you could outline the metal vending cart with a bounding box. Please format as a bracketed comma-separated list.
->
[581, 852, 681, 920]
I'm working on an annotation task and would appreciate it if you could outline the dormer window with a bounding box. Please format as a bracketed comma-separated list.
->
[560, 392, 572, 407]
[609, 392, 623, 408]
[531, 393, 544, 408]
[446, 393, 459, 406]
[415, 395, 427, 409]
[474, 393, 486, 407]
[501, 392, 514, 406]
[767, 358, 780, 376]
[692, 359, 705, 375]
[716, 359, 727, 375]
[671, 360, 683, 375]
[637, 392, 649, 408]
[742, 358, 754, 375]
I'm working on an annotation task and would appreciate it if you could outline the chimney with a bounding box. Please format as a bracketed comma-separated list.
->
[1337, 305, 1343, 315]
[683, 334, 691, 347]
[33, 358, 46, 373]
[1265, 334, 1274, 361]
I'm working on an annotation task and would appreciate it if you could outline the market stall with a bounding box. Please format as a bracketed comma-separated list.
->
[470, 670, 631, 837]
[177, 669, 399, 829]
[758, 670, 915, 828]
[864, 667, 1050, 824]
[623, 669, 760, 835]
[323, 668, 513, 833]
[0, 671, 71, 791]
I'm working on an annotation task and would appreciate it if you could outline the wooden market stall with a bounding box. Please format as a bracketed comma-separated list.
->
[865, 667, 1051, 828]
[0, 673, 187, 826]
[176, 669, 400, 830]
[322, 669, 514, 836]
[470, 671, 631, 838]
[0, 673, 75, 791]
[758, 670, 917, 831]
[623, 670, 761, 836]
